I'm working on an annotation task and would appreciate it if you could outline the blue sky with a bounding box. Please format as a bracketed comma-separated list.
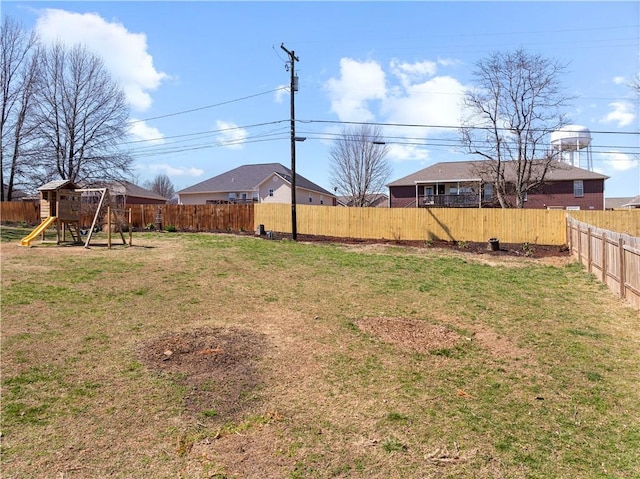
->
[4, 1, 639, 197]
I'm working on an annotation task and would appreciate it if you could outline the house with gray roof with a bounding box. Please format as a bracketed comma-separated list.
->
[84, 180, 169, 206]
[620, 195, 640, 209]
[336, 193, 389, 208]
[388, 160, 608, 210]
[177, 163, 336, 206]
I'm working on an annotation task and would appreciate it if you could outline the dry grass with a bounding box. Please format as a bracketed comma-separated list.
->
[1, 229, 639, 478]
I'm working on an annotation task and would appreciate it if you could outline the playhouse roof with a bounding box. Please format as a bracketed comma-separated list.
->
[38, 179, 78, 191]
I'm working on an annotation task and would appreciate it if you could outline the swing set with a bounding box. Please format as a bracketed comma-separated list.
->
[20, 180, 133, 249]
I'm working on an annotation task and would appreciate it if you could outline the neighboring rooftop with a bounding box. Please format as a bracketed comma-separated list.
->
[388, 160, 609, 186]
[621, 195, 640, 208]
[177, 163, 334, 196]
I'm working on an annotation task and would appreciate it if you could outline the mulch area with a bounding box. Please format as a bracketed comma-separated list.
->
[268, 233, 571, 259]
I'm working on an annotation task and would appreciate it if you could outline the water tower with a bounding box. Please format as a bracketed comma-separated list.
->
[550, 125, 593, 170]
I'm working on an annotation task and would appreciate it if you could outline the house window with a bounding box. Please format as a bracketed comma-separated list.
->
[269, 189, 274, 197]
[241, 193, 247, 200]
[450, 187, 458, 195]
[228, 193, 236, 200]
[483, 183, 493, 200]
[574, 180, 584, 197]
[309, 196, 313, 203]
[252, 192, 259, 202]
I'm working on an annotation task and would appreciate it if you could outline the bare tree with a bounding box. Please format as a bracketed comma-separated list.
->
[0, 17, 40, 200]
[460, 49, 571, 208]
[144, 173, 175, 201]
[33, 43, 132, 185]
[329, 124, 391, 207]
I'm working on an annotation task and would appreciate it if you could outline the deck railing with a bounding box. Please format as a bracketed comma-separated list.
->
[420, 194, 480, 208]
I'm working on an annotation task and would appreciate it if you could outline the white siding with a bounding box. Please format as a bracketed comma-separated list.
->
[259, 175, 290, 203]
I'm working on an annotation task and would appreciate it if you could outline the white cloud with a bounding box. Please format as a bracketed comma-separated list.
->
[324, 57, 466, 160]
[215, 120, 247, 149]
[612, 76, 626, 85]
[601, 101, 636, 127]
[601, 151, 636, 172]
[137, 163, 204, 177]
[383, 75, 466, 131]
[387, 144, 430, 163]
[324, 58, 386, 122]
[390, 59, 437, 89]
[35, 9, 168, 111]
[128, 120, 164, 144]
[437, 58, 462, 68]
[274, 84, 288, 104]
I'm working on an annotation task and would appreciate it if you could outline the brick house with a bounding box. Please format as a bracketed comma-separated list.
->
[387, 160, 608, 210]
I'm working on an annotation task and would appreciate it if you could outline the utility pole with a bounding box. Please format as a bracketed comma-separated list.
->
[281, 43, 299, 241]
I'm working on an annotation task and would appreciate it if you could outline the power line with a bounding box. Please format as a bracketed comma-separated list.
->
[129, 87, 288, 124]
[124, 119, 289, 145]
[299, 119, 640, 137]
[121, 119, 639, 160]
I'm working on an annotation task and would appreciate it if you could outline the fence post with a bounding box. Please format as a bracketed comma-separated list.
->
[619, 236, 626, 299]
[577, 222, 582, 263]
[602, 231, 607, 283]
[587, 227, 592, 273]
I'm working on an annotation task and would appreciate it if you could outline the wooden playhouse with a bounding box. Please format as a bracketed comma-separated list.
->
[20, 180, 131, 248]
[21, 180, 82, 246]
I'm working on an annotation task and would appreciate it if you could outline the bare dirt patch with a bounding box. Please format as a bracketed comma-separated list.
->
[356, 317, 462, 354]
[471, 325, 532, 362]
[137, 327, 267, 422]
[187, 427, 292, 479]
[357, 316, 535, 368]
[280, 233, 571, 261]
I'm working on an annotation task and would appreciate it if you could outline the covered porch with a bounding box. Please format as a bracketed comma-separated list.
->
[415, 180, 491, 208]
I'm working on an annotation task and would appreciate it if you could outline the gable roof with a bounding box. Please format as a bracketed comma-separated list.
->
[109, 180, 169, 201]
[621, 195, 640, 208]
[387, 160, 608, 187]
[606, 197, 634, 209]
[86, 180, 168, 201]
[38, 179, 78, 191]
[336, 193, 389, 207]
[177, 163, 334, 196]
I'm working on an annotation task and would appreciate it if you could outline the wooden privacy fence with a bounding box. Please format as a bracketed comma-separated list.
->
[567, 216, 640, 309]
[0, 202, 254, 233]
[3, 202, 638, 245]
[255, 204, 639, 245]
[129, 204, 254, 232]
[0, 202, 39, 224]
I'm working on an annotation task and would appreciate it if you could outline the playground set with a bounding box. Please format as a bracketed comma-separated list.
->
[20, 180, 132, 248]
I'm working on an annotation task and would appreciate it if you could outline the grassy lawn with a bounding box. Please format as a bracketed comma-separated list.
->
[1, 227, 639, 478]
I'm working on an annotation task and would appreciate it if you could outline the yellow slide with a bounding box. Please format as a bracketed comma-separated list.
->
[21, 216, 57, 246]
